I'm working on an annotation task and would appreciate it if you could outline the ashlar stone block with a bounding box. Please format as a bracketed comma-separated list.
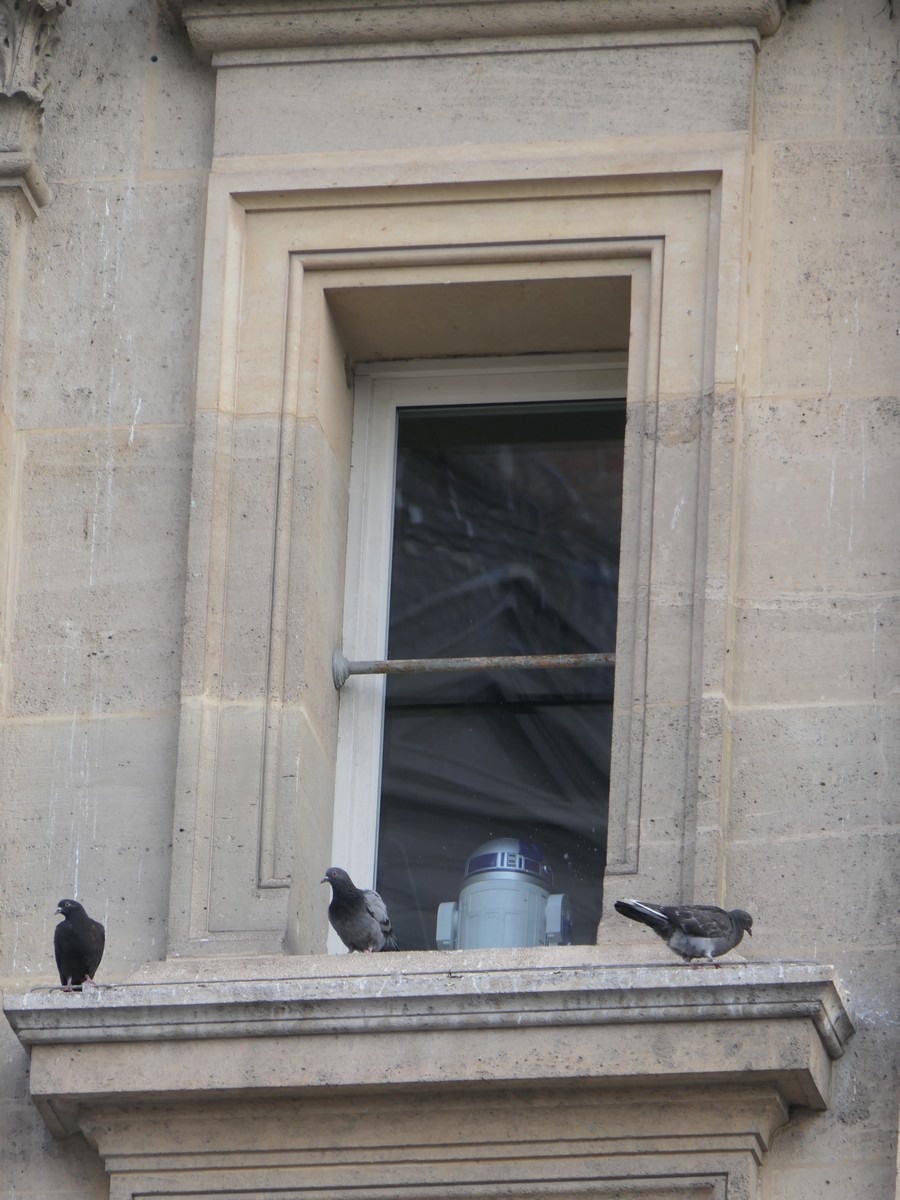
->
[18, 178, 205, 430]
[727, 702, 897, 843]
[725, 826, 898, 951]
[0, 713, 178, 983]
[839, 1, 900, 140]
[755, 0, 841, 142]
[758, 142, 900, 400]
[732, 594, 899, 707]
[38, 0, 152, 181]
[147, 8, 215, 172]
[737, 394, 900, 596]
[7, 425, 191, 716]
[214, 41, 755, 160]
[0, 1057, 107, 1199]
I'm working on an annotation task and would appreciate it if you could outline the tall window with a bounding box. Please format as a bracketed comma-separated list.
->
[334, 357, 627, 952]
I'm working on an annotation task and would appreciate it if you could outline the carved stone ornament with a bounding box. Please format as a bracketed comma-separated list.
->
[0, 0, 70, 207]
[0, 0, 71, 105]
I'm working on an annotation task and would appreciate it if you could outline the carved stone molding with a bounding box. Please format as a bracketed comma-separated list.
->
[0, 1, 71, 209]
[0, 94, 51, 207]
[171, 0, 787, 64]
[0, 0, 71, 104]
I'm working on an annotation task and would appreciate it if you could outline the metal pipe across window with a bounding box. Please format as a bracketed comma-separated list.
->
[332, 649, 615, 689]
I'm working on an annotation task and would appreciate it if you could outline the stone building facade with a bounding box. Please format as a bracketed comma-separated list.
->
[1, 1, 897, 1197]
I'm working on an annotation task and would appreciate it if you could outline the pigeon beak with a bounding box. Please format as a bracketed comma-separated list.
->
[747, 928, 752, 936]
[320, 876, 329, 884]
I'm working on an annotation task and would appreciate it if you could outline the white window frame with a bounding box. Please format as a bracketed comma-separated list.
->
[330, 353, 628, 951]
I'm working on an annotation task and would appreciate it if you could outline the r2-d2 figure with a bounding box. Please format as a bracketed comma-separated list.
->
[436, 837, 572, 950]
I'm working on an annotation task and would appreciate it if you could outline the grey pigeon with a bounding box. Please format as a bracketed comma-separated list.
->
[322, 867, 399, 952]
[614, 899, 752, 964]
[54, 898, 105, 990]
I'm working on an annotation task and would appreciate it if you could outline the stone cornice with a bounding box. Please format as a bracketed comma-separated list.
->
[5, 956, 854, 1055]
[169, 0, 787, 64]
[5, 955, 854, 1137]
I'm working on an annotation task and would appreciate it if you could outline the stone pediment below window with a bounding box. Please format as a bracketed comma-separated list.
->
[5, 954, 853, 1140]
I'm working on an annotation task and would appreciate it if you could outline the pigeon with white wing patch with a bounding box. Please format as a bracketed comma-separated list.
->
[614, 899, 752, 964]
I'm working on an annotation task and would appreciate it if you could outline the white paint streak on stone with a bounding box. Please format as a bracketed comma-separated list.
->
[860, 446, 867, 500]
[871, 605, 880, 700]
[72, 832, 81, 897]
[128, 394, 143, 445]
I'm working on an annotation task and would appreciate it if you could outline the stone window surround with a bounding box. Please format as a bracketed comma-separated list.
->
[159, 0, 786, 965]
[166, 143, 746, 959]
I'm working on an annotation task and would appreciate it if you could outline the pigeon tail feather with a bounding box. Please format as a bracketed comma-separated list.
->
[613, 898, 671, 934]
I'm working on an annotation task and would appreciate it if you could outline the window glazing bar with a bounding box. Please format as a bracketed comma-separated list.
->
[332, 648, 615, 689]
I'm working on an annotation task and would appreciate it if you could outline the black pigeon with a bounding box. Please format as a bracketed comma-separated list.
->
[322, 867, 398, 952]
[54, 899, 105, 990]
[614, 899, 752, 965]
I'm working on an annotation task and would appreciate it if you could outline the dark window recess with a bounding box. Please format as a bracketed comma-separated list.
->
[375, 398, 626, 951]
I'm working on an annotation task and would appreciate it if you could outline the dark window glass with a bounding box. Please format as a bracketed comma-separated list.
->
[375, 398, 625, 950]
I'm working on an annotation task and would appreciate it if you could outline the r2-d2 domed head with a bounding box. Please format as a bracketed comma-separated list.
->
[463, 838, 554, 889]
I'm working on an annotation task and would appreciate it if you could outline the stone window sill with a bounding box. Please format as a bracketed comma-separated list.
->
[4, 950, 854, 1140]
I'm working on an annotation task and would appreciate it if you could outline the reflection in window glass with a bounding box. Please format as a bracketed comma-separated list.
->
[376, 399, 625, 950]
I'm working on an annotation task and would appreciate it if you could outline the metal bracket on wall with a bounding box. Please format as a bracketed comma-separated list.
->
[332, 648, 615, 689]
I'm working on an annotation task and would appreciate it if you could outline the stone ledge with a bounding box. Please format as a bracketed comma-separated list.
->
[4, 955, 854, 1137]
[171, 0, 787, 63]
[5, 955, 853, 1052]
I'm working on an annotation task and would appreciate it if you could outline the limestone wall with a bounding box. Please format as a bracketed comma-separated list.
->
[0, 2, 213, 1191]
[0, 1, 897, 1197]
[730, 3, 899, 1194]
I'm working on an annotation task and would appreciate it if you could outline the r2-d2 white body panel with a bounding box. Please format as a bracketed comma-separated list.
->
[436, 837, 572, 950]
